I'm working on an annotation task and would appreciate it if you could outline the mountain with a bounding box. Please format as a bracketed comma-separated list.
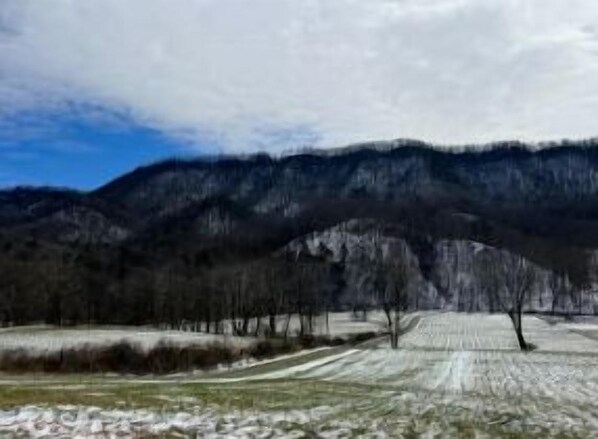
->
[2, 139, 598, 326]
[0, 187, 131, 244]
[94, 140, 598, 217]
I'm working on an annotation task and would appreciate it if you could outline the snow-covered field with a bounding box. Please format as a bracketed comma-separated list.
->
[0, 404, 340, 438]
[0, 326, 254, 353]
[279, 310, 389, 336]
[249, 312, 598, 437]
[0, 311, 387, 354]
[2, 312, 598, 437]
[221, 311, 389, 338]
[543, 315, 598, 343]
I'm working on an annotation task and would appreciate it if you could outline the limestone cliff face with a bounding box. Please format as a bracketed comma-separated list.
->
[430, 240, 557, 313]
[283, 220, 444, 309]
[284, 223, 598, 314]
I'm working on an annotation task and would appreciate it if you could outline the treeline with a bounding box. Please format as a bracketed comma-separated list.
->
[0, 234, 342, 332]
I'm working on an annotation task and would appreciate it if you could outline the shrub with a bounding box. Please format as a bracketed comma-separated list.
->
[0, 330, 380, 375]
[0, 341, 244, 375]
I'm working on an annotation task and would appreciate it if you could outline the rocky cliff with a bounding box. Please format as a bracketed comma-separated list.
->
[283, 220, 598, 314]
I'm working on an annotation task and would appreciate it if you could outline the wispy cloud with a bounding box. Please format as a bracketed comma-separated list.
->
[1, 0, 598, 152]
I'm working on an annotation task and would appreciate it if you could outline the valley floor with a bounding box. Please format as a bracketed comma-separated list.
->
[0, 312, 597, 437]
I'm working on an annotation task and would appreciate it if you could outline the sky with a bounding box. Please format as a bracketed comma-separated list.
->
[2, 0, 598, 189]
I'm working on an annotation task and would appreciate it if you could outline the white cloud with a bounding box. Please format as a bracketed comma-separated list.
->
[1, 0, 598, 152]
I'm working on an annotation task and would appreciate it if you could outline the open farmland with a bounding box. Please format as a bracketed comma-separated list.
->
[0, 312, 597, 437]
[263, 311, 389, 337]
[0, 312, 388, 356]
[0, 326, 255, 353]
[541, 315, 598, 344]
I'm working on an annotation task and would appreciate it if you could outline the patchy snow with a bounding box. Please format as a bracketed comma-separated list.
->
[0, 404, 341, 438]
[241, 312, 598, 436]
[561, 322, 598, 331]
[214, 346, 333, 374]
[0, 311, 387, 354]
[4, 312, 598, 437]
[220, 311, 390, 338]
[246, 349, 361, 381]
[0, 327, 255, 353]
[281, 311, 389, 336]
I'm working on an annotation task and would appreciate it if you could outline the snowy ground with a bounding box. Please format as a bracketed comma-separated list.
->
[0, 404, 340, 438]
[0, 311, 388, 355]
[277, 310, 389, 336]
[245, 312, 598, 437]
[221, 310, 389, 338]
[541, 315, 598, 343]
[0, 326, 254, 353]
[1, 312, 598, 437]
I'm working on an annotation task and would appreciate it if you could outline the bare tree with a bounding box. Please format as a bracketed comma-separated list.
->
[373, 237, 410, 349]
[387, 253, 410, 349]
[479, 249, 536, 350]
[503, 254, 537, 350]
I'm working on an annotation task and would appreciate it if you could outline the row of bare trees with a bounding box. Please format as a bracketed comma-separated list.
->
[0, 239, 339, 338]
[372, 241, 588, 351]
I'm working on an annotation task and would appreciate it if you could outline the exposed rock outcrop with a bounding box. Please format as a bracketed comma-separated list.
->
[283, 221, 598, 314]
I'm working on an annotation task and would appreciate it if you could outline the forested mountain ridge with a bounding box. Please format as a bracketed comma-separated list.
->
[95, 139, 598, 220]
[2, 139, 598, 326]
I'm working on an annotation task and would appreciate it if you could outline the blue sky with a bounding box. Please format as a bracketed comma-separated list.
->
[2, 1, 598, 189]
[0, 110, 213, 190]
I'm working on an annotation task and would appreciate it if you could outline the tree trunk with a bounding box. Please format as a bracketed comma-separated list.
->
[383, 306, 392, 329]
[299, 311, 305, 336]
[242, 314, 250, 336]
[508, 309, 528, 350]
[269, 314, 276, 337]
[253, 316, 262, 337]
[283, 312, 292, 340]
[390, 309, 400, 349]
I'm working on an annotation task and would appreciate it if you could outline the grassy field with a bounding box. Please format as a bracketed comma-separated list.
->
[0, 312, 597, 437]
